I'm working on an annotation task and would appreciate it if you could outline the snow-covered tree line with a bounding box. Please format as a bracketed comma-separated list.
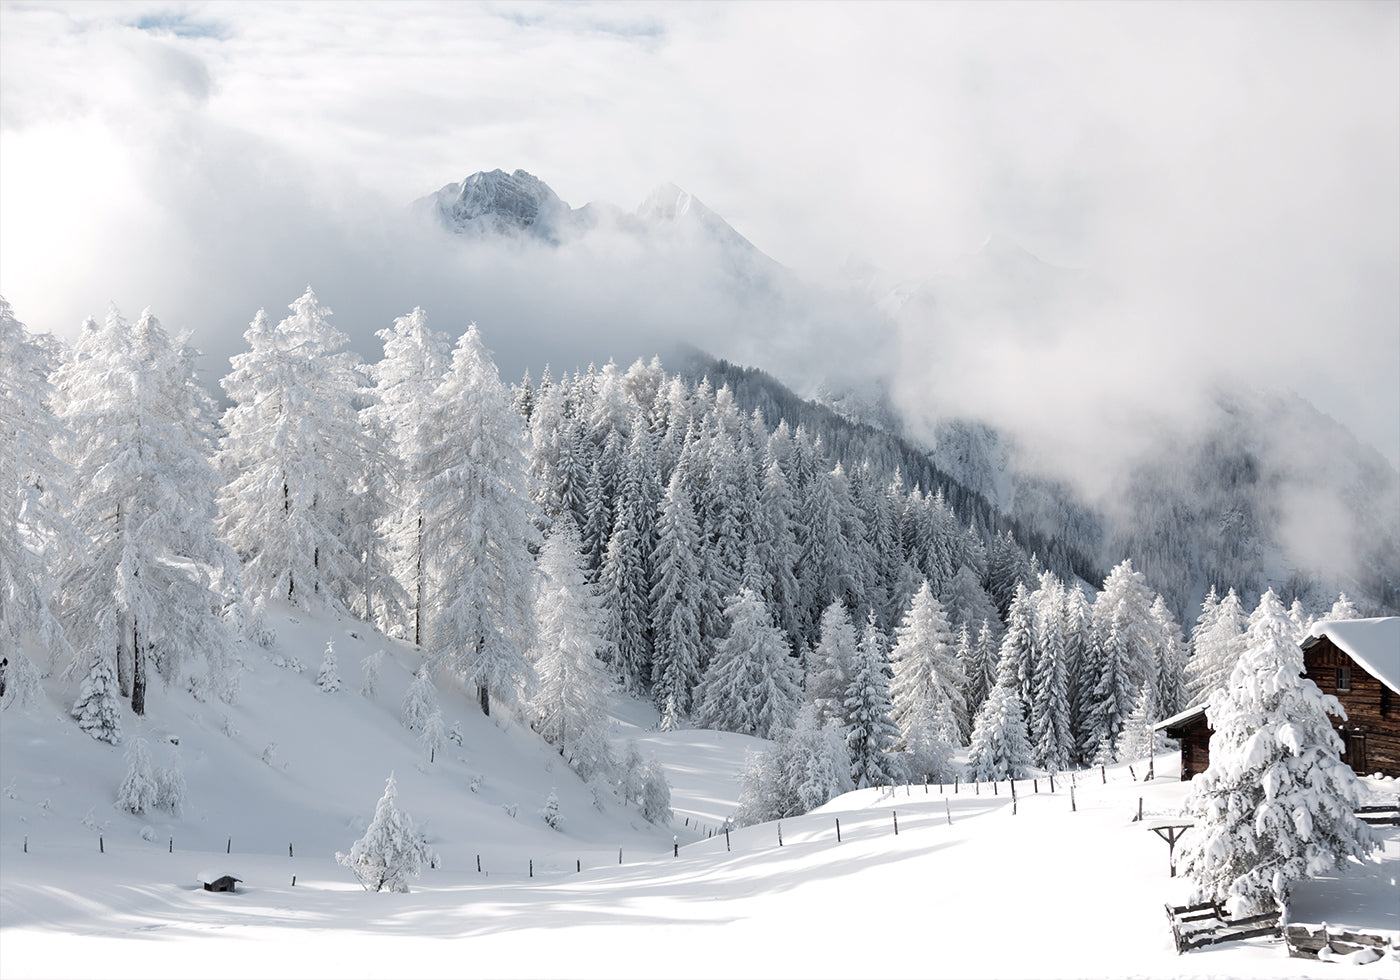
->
[0, 291, 1363, 799]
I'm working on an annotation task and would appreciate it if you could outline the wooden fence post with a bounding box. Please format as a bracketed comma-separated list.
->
[1033, 779, 1038, 794]
[993, 780, 997, 795]
[619, 848, 623, 864]
[227, 837, 231, 854]
[289, 843, 294, 858]
[1011, 779, 1018, 816]
[1129, 764, 1136, 781]
[778, 822, 783, 846]
[836, 818, 841, 842]
[169, 837, 173, 853]
[99, 835, 103, 853]
[477, 854, 481, 872]
[577, 859, 581, 872]
[292, 875, 296, 886]
[673, 837, 678, 857]
[529, 859, 533, 878]
[945, 799, 952, 825]
[23, 835, 27, 853]
[893, 811, 899, 836]
[1101, 765, 1106, 784]
[1050, 773, 1055, 793]
[725, 827, 731, 852]
[1071, 786, 1077, 812]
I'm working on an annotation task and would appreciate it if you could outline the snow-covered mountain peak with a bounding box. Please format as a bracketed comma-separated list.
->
[422, 168, 575, 241]
[637, 182, 705, 223]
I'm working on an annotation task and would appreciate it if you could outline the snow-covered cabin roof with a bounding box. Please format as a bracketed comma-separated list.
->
[1305, 617, 1400, 695]
[1154, 703, 1208, 733]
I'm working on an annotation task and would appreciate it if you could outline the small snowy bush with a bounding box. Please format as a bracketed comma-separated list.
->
[155, 749, 187, 816]
[361, 650, 384, 699]
[401, 666, 438, 732]
[115, 738, 158, 815]
[540, 789, 564, 830]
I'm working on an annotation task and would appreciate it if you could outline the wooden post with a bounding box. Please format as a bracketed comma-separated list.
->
[99, 835, 104, 854]
[924, 776, 928, 794]
[1011, 779, 1017, 816]
[975, 779, 979, 795]
[778, 822, 783, 846]
[836, 818, 842, 842]
[945, 799, 952, 825]
[477, 854, 481, 872]
[1129, 764, 1136, 781]
[1071, 786, 1077, 812]
[1050, 773, 1055, 793]
[993, 780, 997, 795]
[1034, 779, 1038, 794]
[292, 875, 296, 886]
[227, 837, 231, 854]
[529, 859, 533, 878]
[619, 848, 623, 864]
[23, 836, 27, 853]
[577, 859, 581, 873]
[1138, 797, 1143, 822]
[954, 776, 959, 794]
[893, 811, 899, 836]
[169, 837, 173, 853]
[1100, 764, 1106, 784]
[289, 843, 294, 858]
[725, 827, 731, 852]
[1147, 756, 1155, 781]
[673, 837, 678, 857]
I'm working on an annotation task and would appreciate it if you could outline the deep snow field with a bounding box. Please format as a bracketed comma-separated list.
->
[2, 603, 1396, 979]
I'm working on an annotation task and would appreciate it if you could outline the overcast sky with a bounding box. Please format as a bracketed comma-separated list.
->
[2, 1, 1397, 471]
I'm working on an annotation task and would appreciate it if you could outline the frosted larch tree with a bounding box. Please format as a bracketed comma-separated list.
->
[888, 581, 967, 749]
[693, 588, 801, 738]
[337, 773, 435, 893]
[421, 325, 539, 716]
[805, 600, 860, 728]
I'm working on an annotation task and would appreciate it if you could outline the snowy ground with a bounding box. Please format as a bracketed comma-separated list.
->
[2, 604, 1397, 978]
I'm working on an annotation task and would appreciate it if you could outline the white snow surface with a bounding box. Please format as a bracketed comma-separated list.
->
[1308, 618, 1400, 694]
[3, 604, 1397, 979]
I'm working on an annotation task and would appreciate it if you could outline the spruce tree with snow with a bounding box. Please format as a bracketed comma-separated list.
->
[1081, 616, 1137, 763]
[1115, 682, 1158, 763]
[401, 665, 438, 732]
[115, 736, 158, 815]
[361, 650, 384, 699]
[844, 614, 903, 788]
[317, 641, 342, 692]
[71, 647, 123, 744]
[0, 298, 77, 676]
[618, 740, 647, 809]
[966, 643, 1033, 781]
[1001, 582, 1038, 711]
[1030, 577, 1074, 772]
[901, 695, 962, 782]
[1149, 595, 1188, 718]
[1177, 590, 1377, 917]
[1091, 559, 1158, 698]
[1185, 587, 1247, 704]
[640, 755, 673, 824]
[598, 497, 650, 694]
[1325, 593, 1361, 621]
[540, 789, 564, 830]
[805, 600, 860, 728]
[889, 581, 968, 749]
[421, 709, 445, 762]
[961, 619, 1000, 724]
[650, 469, 704, 725]
[421, 325, 539, 716]
[217, 290, 367, 612]
[693, 589, 801, 739]
[56, 307, 243, 715]
[155, 747, 187, 816]
[735, 703, 852, 825]
[527, 517, 615, 780]
[337, 773, 435, 893]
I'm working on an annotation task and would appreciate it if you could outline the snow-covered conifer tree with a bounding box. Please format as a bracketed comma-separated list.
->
[844, 614, 903, 788]
[527, 517, 615, 779]
[640, 756, 673, 824]
[421, 709, 445, 762]
[805, 600, 860, 728]
[337, 773, 435, 893]
[401, 665, 438, 732]
[889, 581, 968, 750]
[650, 470, 704, 725]
[1115, 681, 1158, 763]
[1178, 590, 1377, 917]
[115, 736, 158, 814]
[71, 646, 123, 744]
[421, 325, 539, 716]
[1325, 593, 1360, 621]
[693, 589, 801, 738]
[1185, 587, 1246, 704]
[361, 650, 384, 699]
[317, 640, 342, 692]
[1149, 595, 1188, 718]
[155, 747, 187, 815]
[1030, 576, 1074, 772]
[217, 290, 366, 611]
[540, 789, 564, 830]
[966, 644, 1033, 781]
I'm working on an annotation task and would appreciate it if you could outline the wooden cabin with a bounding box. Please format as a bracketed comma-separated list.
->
[1301, 618, 1400, 778]
[203, 875, 241, 893]
[1156, 704, 1212, 781]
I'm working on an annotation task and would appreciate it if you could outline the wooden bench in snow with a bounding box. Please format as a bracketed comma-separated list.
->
[1285, 923, 1397, 963]
[203, 875, 241, 893]
[1354, 801, 1400, 826]
[1165, 900, 1281, 953]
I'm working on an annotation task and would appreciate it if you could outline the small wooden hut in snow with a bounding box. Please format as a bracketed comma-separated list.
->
[203, 875, 241, 893]
[1301, 617, 1400, 778]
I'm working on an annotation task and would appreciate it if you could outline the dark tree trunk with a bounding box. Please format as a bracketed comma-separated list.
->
[131, 623, 146, 716]
[413, 514, 425, 647]
[479, 682, 490, 716]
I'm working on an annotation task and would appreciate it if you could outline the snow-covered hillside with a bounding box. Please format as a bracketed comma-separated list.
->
[3, 604, 1396, 979]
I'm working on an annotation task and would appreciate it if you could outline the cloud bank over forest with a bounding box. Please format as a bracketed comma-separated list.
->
[1, 2, 1395, 477]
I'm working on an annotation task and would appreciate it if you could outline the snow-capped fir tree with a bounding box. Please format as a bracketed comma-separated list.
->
[1030, 576, 1074, 772]
[540, 789, 564, 830]
[115, 736, 158, 814]
[640, 755, 673, 825]
[889, 581, 968, 749]
[527, 517, 615, 780]
[986, 530, 1034, 618]
[0, 298, 77, 678]
[400, 665, 438, 732]
[1150, 594, 1188, 718]
[1287, 599, 1311, 640]
[1082, 615, 1137, 764]
[844, 613, 903, 788]
[1177, 589, 1377, 917]
[337, 773, 436, 893]
[693, 589, 802, 739]
[155, 746, 187, 816]
[1325, 593, 1361, 621]
[940, 565, 999, 637]
[795, 465, 856, 642]
[735, 703, 853, 825]
[961, 618, 1000, 724]
[70, 647, 123, 744]
[421, 709, 445, 762]
[966, 642, 1033, 781]
[56, 307, 242, 715]
[361, 650, 384, 699]
[1115, 681, 1158, 763]
[618, 740, 648, 810]
[805, 600, 860, 728]
[217, 290, 366, 612]
[649, 469, 704, 727]
[1001, 582, 1037, 711]
[752, 455, 802, 644]
[317, 640, 342, 692]
[1090, 559, 1158, 698]
[1185, 587, 1247, 704]
[598, 495, 650, 693]
[421, 325, 539, 716]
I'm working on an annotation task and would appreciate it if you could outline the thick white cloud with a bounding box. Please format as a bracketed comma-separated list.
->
[1, 1, 1395, 469]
